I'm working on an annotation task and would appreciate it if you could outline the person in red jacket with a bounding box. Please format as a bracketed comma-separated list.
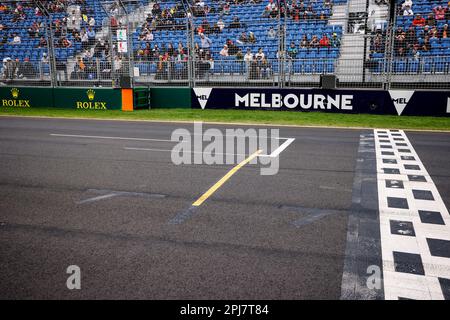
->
[412, 14, 425, 26]
[319, 34, 330, 47]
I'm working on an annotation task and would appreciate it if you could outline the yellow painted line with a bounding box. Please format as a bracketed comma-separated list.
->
[192, 150, 262, 207]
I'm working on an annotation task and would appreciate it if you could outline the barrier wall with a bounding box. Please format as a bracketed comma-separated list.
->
[0, 87, 191, 110]
[53, 88, 122, 110]
[0, 87, 53, 108]
[192, 88, 450, 117]
[2, 86, 449, 115]
[149, 88, 191, 109]
[0, 87, 123, 110]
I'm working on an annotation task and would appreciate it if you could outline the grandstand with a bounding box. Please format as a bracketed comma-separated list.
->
[0, 0, 449, 88]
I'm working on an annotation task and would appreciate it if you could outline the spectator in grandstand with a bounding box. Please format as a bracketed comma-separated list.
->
[13, 58, 22, 78]
[412, 14, 425, 27]
[217, 18, 225, 32]
[244, 48, 254, 63]
[36, 36, 47, 48]
[87, 27, 96, 46]
[433, 5, 446, 20]
[268, 27, 277, 39]
[276, 50, 286, 59]
[177, 42, 185, 55]
[419, 25, 430, 38]
[394, 30, 407, 55]
[262, 5, 271, 18]
[248, 32, 257, 44]
[229, 16, 242, 29]
[425, 13, 436, 26]
[28, 22, 40, 38]
[153, 44, 160, 60]
[439, 24, 448, 39]
[287, 42, 298, 58]
[259, 58, 272, 79]
[89, 17, 96, 29]
[61, 37, 73, 48]
[21, 58, 36, 79]
[403, 5, 413, 16]
[81, 28, 89, 46]
[222, 2, 231, 15]
[373, 33, 384, 53]
[210, 21, 221, 34]
[323, 0, 333, 9]
[319, 34, 330, 47]
[300, 35, 309, 48]
[422, 35, 431, 51]
[167, 42, 175, 57]
[114, 55, 123, 74]
[9, 33, 21, 45]
[220, 44, 229, 57]
[0, 3, 8, 14]
[405, 26, 417, 46]
[430, 26, 439, 39]
[255, 48, 265, 61]
[401, 0, 413, 9]
[2, 57, 13, 80]
[330, 33, 341, 48]
[200, 33, 212, 50]
[309, 35, 320, 48]
[236, 49, 244, 61]
[41, 53, 49, 64]
[238, 32, 248, 44]
[226, 39, 239, 55]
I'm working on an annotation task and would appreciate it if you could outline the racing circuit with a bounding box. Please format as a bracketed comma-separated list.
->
[0, 116, 449, 300]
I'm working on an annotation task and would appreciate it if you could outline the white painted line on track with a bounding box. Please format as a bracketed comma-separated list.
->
[124, 147, 249, 158]
[259, 138, 295, 158]
[374, 129, 450, 300]
[50, 133, 173, 142]
[76, 193, 119, 204]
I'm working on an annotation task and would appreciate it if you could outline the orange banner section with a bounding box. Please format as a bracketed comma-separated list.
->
[121, 88, 133, 112]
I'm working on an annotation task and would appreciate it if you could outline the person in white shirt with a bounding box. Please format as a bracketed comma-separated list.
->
[244, 49, 253, 63]
[217, 19, 225, 32]
[11, 34, 21, 45]
[41, 53, 49, 64]
[268, 27, 277, 39]
[89, 17, 95, 28]
[255, 48, 265, 61]
[403, 6, 414, 16]
[145, 32, 154, 41]
[219, 45, 229, 57]
[402, 0, 413, 9]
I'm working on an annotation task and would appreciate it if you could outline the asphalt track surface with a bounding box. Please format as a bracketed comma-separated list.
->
[0, 117, 448, 299]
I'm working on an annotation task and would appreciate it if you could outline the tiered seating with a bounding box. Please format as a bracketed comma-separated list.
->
[0, 0, 109, 79]
[133, 0, 345, 77]
[370, 0, 450, 74]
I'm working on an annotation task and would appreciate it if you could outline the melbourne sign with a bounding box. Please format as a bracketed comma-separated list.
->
[192, 88, 450, 116]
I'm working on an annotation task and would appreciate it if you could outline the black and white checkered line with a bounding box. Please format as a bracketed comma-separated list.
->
[375, 129, 450, 300]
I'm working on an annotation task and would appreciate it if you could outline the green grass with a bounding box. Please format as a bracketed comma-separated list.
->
[1, 107, 450, 131]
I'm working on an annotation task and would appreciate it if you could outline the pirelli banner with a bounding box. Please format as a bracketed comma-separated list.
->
[192, 88, 450, 117]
